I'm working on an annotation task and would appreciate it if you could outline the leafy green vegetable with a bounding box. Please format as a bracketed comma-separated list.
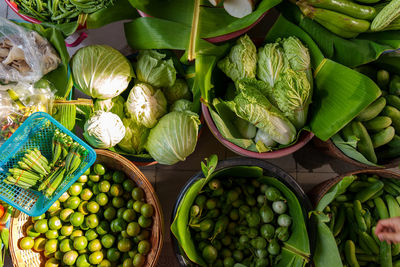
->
[170, 99, 193, 112]
[233, 117, 257, 139]
[117, 117, 149, 154]
[146, 111, 200, 165]
[136, 50, 177, 88]
[163, 78, 191, 104]
[217, 35, 257, 82]
[71, 45, 134, 99]
[226, 78, 296, 145]
[257, 43, 287, 87]
[125, 83, 167, 128]
[94, 95, 125, 119]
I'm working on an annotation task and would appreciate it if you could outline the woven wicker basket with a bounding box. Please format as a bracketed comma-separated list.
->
[9, 149, 164, 267]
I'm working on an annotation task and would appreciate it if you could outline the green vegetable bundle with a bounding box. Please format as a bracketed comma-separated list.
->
[313, 173, 400, 267]
[171, 156, 310, 267]
[333, 68, 400, 166]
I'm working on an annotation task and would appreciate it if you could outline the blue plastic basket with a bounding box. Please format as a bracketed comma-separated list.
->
[0, 112, 96, 216]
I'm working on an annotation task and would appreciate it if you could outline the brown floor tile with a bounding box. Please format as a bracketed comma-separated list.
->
[297, 172, 337, 194]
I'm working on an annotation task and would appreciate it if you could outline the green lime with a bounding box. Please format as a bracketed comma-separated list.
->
[122, 179, 135, 192]
[48, 216, 62, 230]
[71, 230, 84, 239]
[133, 201, 143, 213]
[80, 188, 93, 201]
[73, 236, 88, 251]
[107, 247, 121, 262]
[63, 250, 78, 265]
[34, 219, 49, 233]
[59, 192, 70, 203]
[103, 172, 112, 181]
[60, 239, 73, 253]
[33, 237, 46, 252]
[203, 245, 218, 264]
[138, 216, 152, 228]
[85, 214, 99, 228]
[132, 254, 145, 267]
[123, 191, 131, 200]
[127, 200, 134, 209]
[99, 181, 111, 193]
[70, 212, 84, 227]
[80, 221, 90, 231]
[92, 184, 101, 195]
[110, 218, 127, 233]
[89, 251, 104, 264]
[122, 209, 136, 222]
[27, 225, 40, 238]
[45, 258, 59, 267]
[86, 201, 100, 214]
[131, 188, 144, 201]
[112, 171, 125, 183]
[123, 258, 133, 267]
[112, 197, 125, 209]
[104, 207, 116, 221]
[60, 208, 74, 222]
[88, 239, 102, 252]
[45, 239, 58, 254]
[60, 225, 74, 236]
[117, 208, 127, 218]
[78, 174, 88, 183]
[85, 229, 98, 241]
[96, 193, 109, 206]
[87, 180, 94, 188]
[101, 234, 116, 249]
[135, 230, 150, 242]
[48, 200, 61, 213]
[32, 214, 46, 222]
[68, 183, 82, 196]
[96, 221, 110, 236]
[117, 239, 132, 252]
[84, 167, 90, 175]
[65, 196, 81, 210]
[126, 222, 141, 237]
[45, 230, 59, 239]
[137, 240, 151, 255]
[94, 164, 106, 175]
[54, 251, 63, 260]
[121, 230, 129, 238]
[89, 174, 100, 182]
[76, 254, 91, 267]
[78, 249, 89, 255]
[78, 201, 89, 215]
[110, 184, 123, 197]
[19, 237, 34, 250]
[140, 204, 154, 218]
[99, 259, 112, 267]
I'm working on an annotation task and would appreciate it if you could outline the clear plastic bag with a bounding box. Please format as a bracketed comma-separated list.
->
[0, 17, 61, 83]
[0, 82, 55, 146]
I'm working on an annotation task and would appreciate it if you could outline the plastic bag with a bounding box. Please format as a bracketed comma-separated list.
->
[0, 17, 61, 84]
[0, 82, 54, 146]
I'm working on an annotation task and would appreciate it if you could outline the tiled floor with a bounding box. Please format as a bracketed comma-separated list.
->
[2, 4, 400, 266]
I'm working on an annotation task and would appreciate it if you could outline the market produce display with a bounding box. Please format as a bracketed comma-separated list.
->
[210, 34, 312, 152]
[0, 203, 12, 267]
[315, 173, 400, 266]
[18, 164, 155, 266]
[70, 45, 200, 165]
[333, 68, 400, 166]
[293, 0, 400, 38]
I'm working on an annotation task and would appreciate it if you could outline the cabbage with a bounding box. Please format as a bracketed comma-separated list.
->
[164, 79, 191, 104]
[170, 99, 193, 112]
[255, 129, 277, 147]
[125, 83, 167, 128]
[94, 95, 125, 119]
[83, 111, 126, 149]
[136, 50, 177, 88]
[146, 111, 200, 165]
[234, 117, 256, 139]
[118, 117, 149, 154]
[257, 43, 288, 87]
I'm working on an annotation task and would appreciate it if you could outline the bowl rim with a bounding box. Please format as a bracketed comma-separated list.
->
[5, 0, 42, 24]
[202, 103, 315, 159]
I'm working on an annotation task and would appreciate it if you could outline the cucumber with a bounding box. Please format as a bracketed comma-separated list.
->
[300, 0, 377, 19]
[380, 241, 393, 267]
[374, 197, 389, 219]
[364, 116, 392, 132]
[371, 126, 395, 148]
[390, 75, 400, 96]
[354, 200, 368, 232]
[388, 135, 400, 148]
[371, 0, 400, 31]
[356, 97, 386, 122]
[355, 180, 384, 202]
[359, 232, 380, 255]
[352, 121, 378, 163]
[377, 70, 390, 89]
[386, 95, 400, 110]
[345, 240, 360, 267]
[382, 106, 400, 134]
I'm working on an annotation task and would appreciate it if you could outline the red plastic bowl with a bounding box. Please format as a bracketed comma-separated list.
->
[202, 103, 314, 159]
[5, 0, 42, 24]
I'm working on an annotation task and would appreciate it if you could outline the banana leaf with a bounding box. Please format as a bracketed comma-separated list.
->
[375, 51, 400, 75]
[312, 175, 356, 267]
[16, 22, 72, 99]
[280, 3, 400, 68]
[171, 166, 310, 266]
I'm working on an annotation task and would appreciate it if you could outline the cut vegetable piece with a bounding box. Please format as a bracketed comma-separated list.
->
[223, 0, 254, 18]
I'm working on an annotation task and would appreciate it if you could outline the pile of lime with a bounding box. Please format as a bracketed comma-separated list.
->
[189, 178, 292, 266]
[19, 163, 154, 267]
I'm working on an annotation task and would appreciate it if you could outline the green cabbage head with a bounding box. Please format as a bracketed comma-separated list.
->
[136, 50, 177, 88]
[118, 117, 149, 154]
[146, 111, 200, 165]
[170, 99, 193, 112]
[163, 79, 191, 104]
[94, 95, 125, 119]
[71, 45, 134, 99]
[83, 111, 126, 149]
[125, 83, 167, 128]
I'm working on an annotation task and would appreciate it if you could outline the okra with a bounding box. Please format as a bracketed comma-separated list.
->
[364, 116, 392, 132]
[356, 97, 386, 122]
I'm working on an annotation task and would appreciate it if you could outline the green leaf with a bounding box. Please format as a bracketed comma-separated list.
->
[1, 229, 9, 250]
[280, 3, 400, 67]
[375, 51, 400, 76]
[331, 134, 379, 167]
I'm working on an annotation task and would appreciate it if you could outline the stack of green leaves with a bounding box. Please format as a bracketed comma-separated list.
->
[332, 68, 400, 166]
[313, 174, 400, 267]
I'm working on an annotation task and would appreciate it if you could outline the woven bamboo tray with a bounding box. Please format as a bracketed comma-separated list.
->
[10, 149, 164, 267]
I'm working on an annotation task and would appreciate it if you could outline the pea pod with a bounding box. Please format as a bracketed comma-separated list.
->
[345, 240, 360, 267]
[355, 180, 384, 203]
[371, 126, 395, 148]
[352, 121, 377, 164]
[364, 116, 393, 132]
[354, 200, 367, 232]
[356, 97, 386, 122]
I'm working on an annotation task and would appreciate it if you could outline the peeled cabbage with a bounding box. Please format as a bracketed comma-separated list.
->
[136, 50, 176, 88]
[146, 111, 200, 165]
[94, 95, 125, 119]
[118, 117, 149, 154]
[170, 99, 193, 112]
[71, 45, 134, 99]
[83, 111, 126, 149]
[125, 83, 167, 128]
[163, 79, 191, 104]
